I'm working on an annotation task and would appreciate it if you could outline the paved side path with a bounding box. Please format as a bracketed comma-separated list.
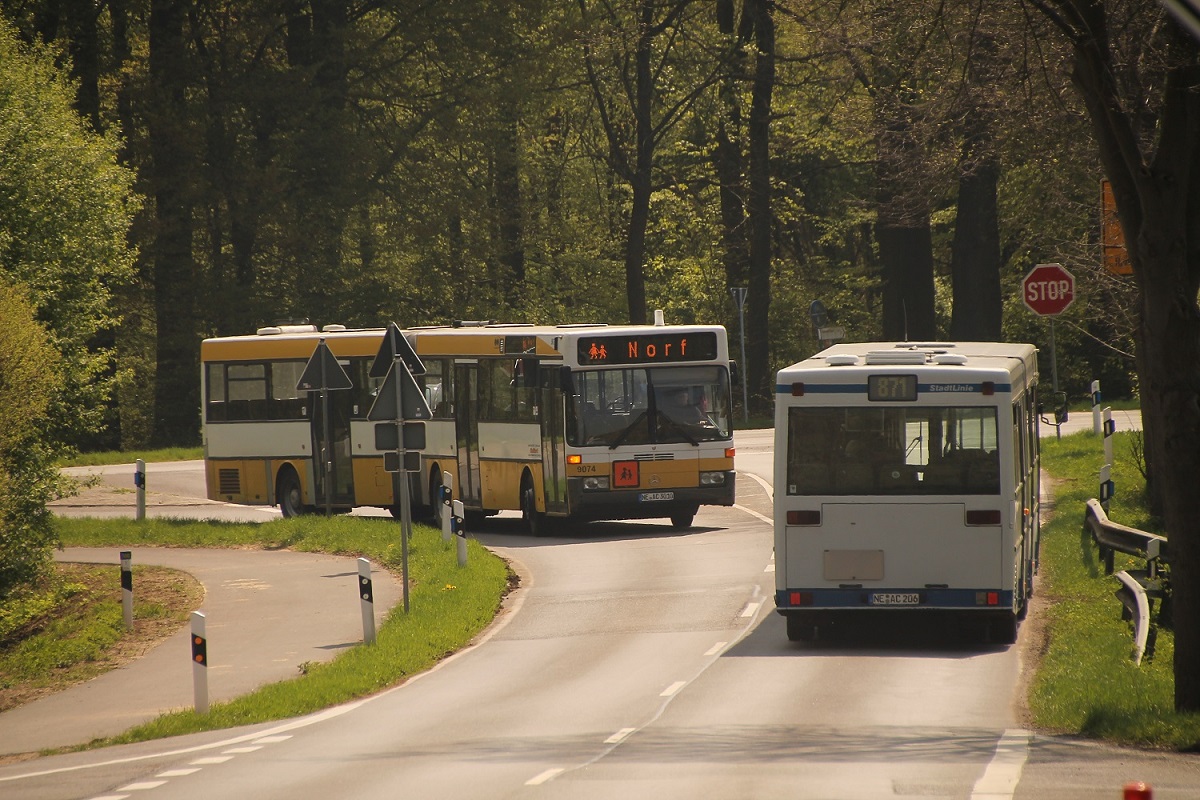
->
[0, 548, 402, 758]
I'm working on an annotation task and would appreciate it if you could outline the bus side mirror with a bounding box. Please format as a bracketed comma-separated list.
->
[730, 361, 740, 385]
[559, 365, 574, 394]
[1054, 392, 1069, 424]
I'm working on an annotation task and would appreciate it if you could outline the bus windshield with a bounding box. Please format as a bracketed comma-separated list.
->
[569, 366, 732, 447]
[786, 406, 1000, 496]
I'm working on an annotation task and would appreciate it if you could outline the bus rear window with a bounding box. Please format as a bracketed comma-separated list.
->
[786, 406, 999, 496]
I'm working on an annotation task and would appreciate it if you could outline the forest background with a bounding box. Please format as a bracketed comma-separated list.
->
[0, 0, 1143, 453]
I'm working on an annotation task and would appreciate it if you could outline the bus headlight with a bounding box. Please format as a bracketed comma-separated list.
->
[699, 471, 726, 486]
[583, 476, 610, 491]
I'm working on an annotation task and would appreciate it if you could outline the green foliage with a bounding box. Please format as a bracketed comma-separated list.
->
[1033, 432, 1200, 750]
[0, 19, 138, 449]
[0, 279, 67, 598]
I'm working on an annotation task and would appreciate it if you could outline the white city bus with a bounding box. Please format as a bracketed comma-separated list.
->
[773, 342, 1040, 643]
[406, 316, 737, 534]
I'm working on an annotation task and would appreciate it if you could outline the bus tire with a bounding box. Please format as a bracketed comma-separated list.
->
[428, 468, 444, 527]
[277, 468, 305, 519]
[670, 505, 698, 529]
[786, 614, 818, 642]
[521, 476, 548, 537]
[988, 613, 1018, 645]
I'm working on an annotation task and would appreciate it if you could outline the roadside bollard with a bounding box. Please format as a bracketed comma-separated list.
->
[440, 471, 453, 543]
[452, 499, 467, 566]
[1091, 379, 1102, 436]
[134, 459, 146, 521]
[191, 611, 209, 714]
[120, 551, 133, 630]
[358, 557, 376, 645]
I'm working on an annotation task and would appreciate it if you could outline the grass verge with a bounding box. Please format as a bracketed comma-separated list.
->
[33, 514, 511, 750]
[1032, 430, 1200, 750]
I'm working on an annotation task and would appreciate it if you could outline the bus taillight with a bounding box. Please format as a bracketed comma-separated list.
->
[976, 592, 1000, 606]
[787, 510, 821, 526]
[789, 592, 814, 606]
[965, 509, 1001, 526]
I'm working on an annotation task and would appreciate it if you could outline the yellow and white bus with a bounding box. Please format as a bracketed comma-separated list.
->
[773, 342, 1040, 643]
[406, 317, 737, 534]
[201, 323, 399, 517]
[201, 317, 737, 531]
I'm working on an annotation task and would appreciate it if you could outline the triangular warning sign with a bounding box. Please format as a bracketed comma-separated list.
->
[296, 340, 353, 392]
[369, 322, 425, 378]
[367, 360, 432, 421]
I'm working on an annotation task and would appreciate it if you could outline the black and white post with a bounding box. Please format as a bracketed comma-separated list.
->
[441, 470, 453, 543]
[191, 611, 209, 714]
[453, 499, 467, 567]
[120, 550, 133, 630]
[134, 459, 146, 521]
[358, 557, 376, 645]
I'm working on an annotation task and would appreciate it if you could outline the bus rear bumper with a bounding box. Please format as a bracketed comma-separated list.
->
[774, 588, 1014, 611]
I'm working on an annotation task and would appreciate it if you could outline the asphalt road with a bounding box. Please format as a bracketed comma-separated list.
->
[4, 418, 1198, 799]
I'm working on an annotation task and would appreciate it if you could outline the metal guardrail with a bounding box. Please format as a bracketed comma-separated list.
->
[1083, 499, 1171, 664]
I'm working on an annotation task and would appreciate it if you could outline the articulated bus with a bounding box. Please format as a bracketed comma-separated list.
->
[773, 342, 1040, 643]
[201, 323, 397, 517]
[404, 317, 736, 534]
[201, 318, 736, 531]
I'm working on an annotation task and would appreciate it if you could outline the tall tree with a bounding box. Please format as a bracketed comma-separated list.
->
[147, 0, 199, 445]
[578, 0, 716, 323]
[1029, 0, 1200, 711]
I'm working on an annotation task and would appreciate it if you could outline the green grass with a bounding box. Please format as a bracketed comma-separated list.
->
[63, 447, 204, 467]
[1033, 430, 1200, 750]
[50, 514, 511, 749]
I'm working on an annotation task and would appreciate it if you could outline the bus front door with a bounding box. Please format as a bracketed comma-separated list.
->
[540, 367, 568, 515]
[310, 389, 355, 511]
[455, 363, 481, 506]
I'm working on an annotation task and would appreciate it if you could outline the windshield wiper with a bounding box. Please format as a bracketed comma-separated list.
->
[609, 410, 649, 449]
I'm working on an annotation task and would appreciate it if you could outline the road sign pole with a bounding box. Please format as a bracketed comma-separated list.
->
[395, 353, 411, 614]
[1049, 318, 1061, 440]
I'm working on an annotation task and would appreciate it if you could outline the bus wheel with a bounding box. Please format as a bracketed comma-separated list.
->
[988, 613, 1018, 645]
[670, 505, 698, 529]
[277, 469, 304, 519]
[521, 478, 547, 537]
[786, 614, 818, 642]
[428, 469, 444, 527]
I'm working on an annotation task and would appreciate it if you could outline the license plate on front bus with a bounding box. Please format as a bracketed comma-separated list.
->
[639, 491, 675, 502]
[871, 593, 920, 606]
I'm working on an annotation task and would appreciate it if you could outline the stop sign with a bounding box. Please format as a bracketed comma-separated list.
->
[1022, 263, 1075, 316]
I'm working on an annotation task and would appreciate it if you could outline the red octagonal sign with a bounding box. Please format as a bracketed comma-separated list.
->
[1022, 263, 1075, 316]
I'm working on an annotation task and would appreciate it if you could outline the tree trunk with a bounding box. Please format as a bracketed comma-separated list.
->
[745, 0, 775, 412]
[623, 2, 654, 325]
[148, 0, 198, 446]
[877, 218, 936, 341]
[948, 136, 1002, 340]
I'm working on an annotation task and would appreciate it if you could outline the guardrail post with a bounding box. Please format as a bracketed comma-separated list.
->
[134, 459, 146, 521]
[358, 557, 376, 645]
[191, 611, 209, 714]
[1091, 380, 1102, 435]
[1099, 464, 1114, 515]
[452, 499, 467, 566]
[120, 551, 133, 630]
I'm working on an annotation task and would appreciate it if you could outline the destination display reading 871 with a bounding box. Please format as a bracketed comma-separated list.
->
[868, 374, 917, 401]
